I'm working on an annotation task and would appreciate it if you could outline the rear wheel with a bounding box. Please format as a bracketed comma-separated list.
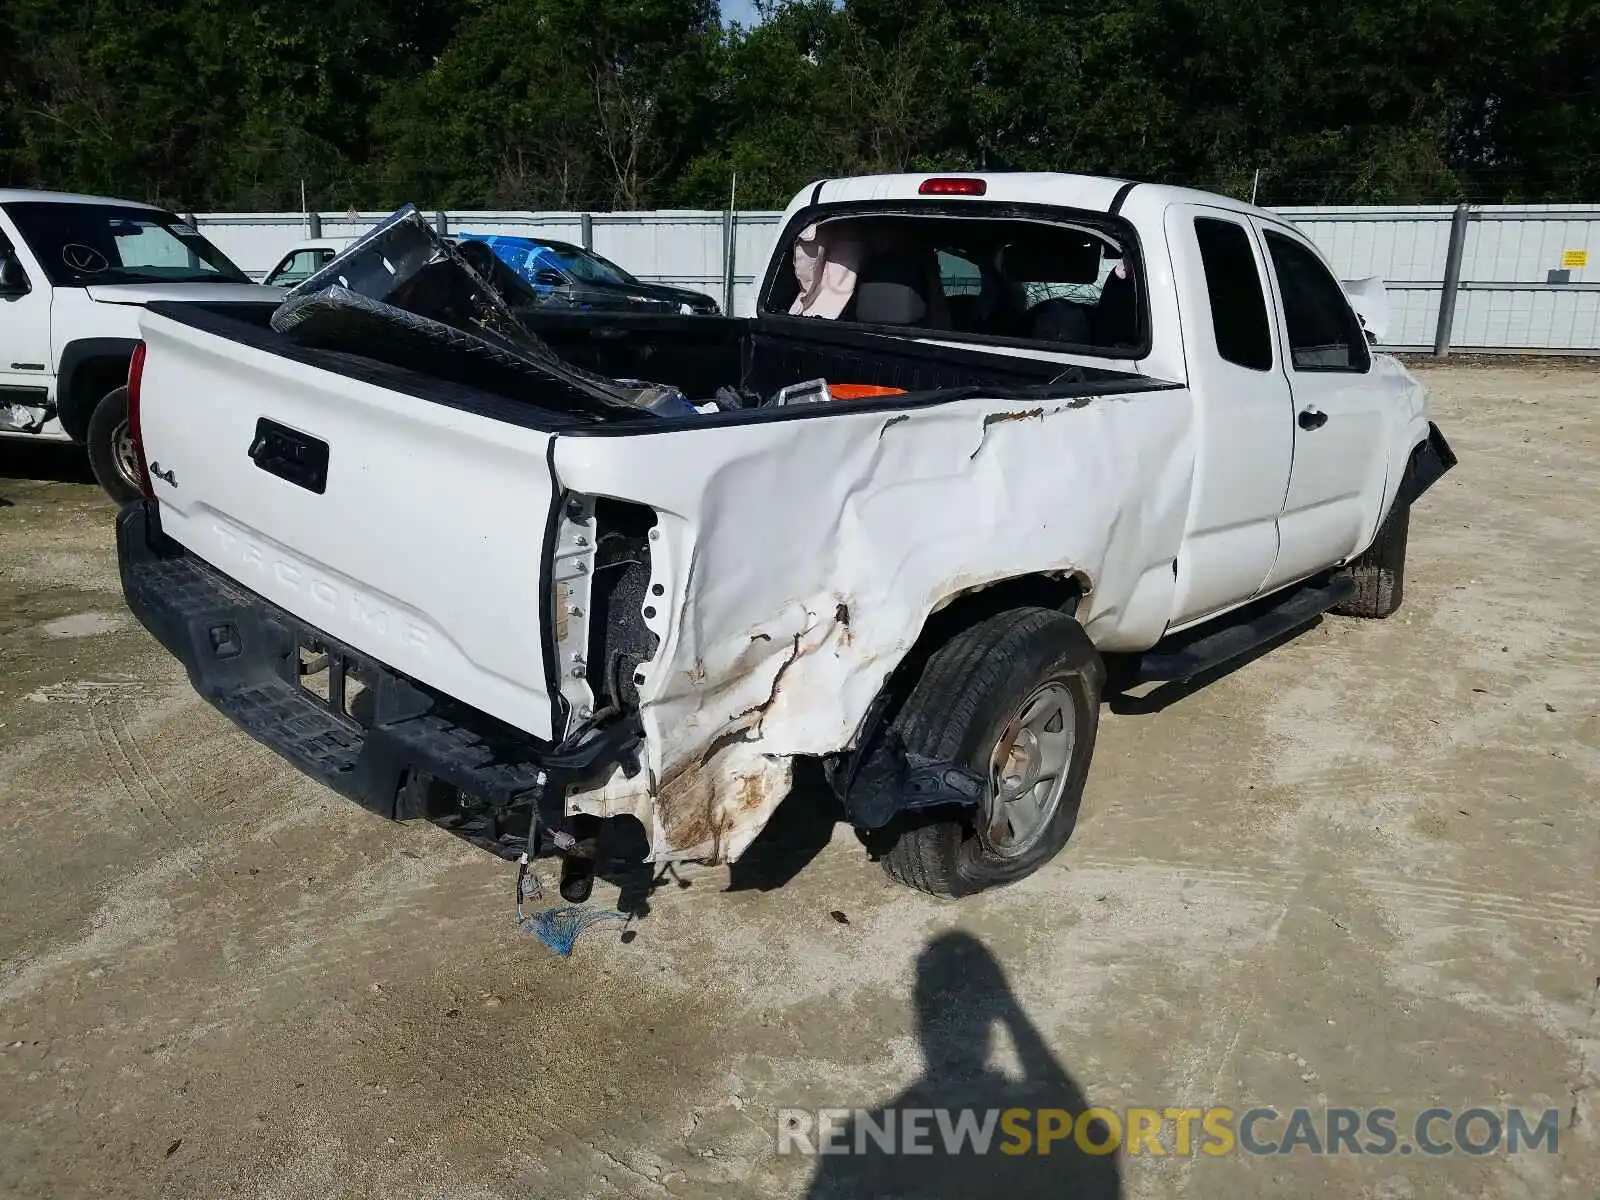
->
[1332, 500, 1409, 618]
[877, 607, 1102, 897]
[86, 386, 141, 504]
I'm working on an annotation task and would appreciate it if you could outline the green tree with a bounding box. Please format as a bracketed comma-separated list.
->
[0, 0, 1593, 210]
[372, 0, 718, 210]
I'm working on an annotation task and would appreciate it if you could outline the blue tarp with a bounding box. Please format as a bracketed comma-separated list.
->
[454, 233, 564, 292]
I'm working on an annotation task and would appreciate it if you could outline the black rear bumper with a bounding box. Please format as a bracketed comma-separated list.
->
[117, 502, 638, 850]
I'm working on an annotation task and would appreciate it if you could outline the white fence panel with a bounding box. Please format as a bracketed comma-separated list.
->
[1454, 209, 1600, 351]
[450, 211, 586, 241]
[190, 213, 313, 277]
[592, 212, 725, 297]
[1277, 207, 1457, 349]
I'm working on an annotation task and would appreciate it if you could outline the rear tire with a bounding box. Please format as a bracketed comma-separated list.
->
[1332, 500, 1409, 618]
[878, 608, 1102, 897]
[86, 386, 142, 505]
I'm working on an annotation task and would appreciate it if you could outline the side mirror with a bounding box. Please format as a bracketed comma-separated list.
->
[0, 252, 29, 297]
[1364, 329, 1378, 346]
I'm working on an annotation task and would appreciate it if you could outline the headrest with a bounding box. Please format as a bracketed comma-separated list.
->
[1029, 298, 1093, 344]
[853, 257, 930, 325]
[999, 236, 1101, 283]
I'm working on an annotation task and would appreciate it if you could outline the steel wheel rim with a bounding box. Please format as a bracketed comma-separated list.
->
[112, 418, 138, 489]
[981, 680, 1077, 858]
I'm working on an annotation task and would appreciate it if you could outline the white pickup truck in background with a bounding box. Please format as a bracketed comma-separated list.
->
[116, 173, 1455, 900]
[260, 238, 355, 288]
[0, 190, 277, 500]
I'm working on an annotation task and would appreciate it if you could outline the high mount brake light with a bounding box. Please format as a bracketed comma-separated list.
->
[919, 177, 988, 196]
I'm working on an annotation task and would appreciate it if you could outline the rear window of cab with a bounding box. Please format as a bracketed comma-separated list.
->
[762, 207, 1147, 357]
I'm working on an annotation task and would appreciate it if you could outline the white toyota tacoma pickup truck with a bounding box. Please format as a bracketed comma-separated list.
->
[0, 190, 276, 500]
[116, 174, 1455, 899]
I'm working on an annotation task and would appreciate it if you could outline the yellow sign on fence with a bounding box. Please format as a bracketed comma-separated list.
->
[1561, 249, 1588, 269]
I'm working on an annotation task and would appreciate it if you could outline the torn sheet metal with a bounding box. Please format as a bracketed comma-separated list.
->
[551, 390, 1196, 863]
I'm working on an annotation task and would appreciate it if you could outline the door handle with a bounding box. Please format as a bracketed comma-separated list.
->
[1298, 407, 1328, 431]
[249, 417, 329, 494]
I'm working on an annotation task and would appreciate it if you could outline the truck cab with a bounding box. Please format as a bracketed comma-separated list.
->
[761, 175, 1431, 630]
[0, 190, 278, 500]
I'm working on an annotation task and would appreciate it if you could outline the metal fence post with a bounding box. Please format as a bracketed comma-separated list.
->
[722, 210, 737, 315]
[580, 213, 594, 251]
[307, 211, 322, 238]
[1433, 203, 1471, 357]
[434, 211, 449, 236]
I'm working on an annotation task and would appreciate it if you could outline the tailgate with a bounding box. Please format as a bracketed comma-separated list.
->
[136, 309, 562, 742]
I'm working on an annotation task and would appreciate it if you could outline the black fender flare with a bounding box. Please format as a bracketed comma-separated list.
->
[56, 337, 140, 443]
[1397, 422, 1457, 508]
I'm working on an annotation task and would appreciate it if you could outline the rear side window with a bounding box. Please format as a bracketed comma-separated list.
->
[1265, 231, 1370, 372]
[1194, 218, 1272, 370]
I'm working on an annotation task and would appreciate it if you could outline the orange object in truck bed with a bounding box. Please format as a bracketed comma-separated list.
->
[826, 383, 908, 400]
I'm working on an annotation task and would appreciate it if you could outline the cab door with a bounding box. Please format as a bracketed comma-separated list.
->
[1164, 204, 1295, 627]
[0, 220, 56, 423]
[1253, 222, 1391, 590]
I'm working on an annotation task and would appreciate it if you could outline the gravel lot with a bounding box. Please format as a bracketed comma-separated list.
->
[0, 363, 1595, 1199]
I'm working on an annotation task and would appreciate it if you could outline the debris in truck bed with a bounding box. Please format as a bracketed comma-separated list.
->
[267, 206, 924, 421]
[272, 283, 651, 419]
[773, 378, 909, 406]
[276, 205, 533, 346]
[269, 205, 687, 421]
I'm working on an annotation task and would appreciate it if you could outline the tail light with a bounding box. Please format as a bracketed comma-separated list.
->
[919, 177, 987, 196]
[126, 341, 153, 499]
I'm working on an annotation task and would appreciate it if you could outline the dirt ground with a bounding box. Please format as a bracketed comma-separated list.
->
[0, 363, 1595, 1199]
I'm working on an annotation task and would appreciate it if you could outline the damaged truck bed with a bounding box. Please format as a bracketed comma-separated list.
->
[117, 176, 1454, 898]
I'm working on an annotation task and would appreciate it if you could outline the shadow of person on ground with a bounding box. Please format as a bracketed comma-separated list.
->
[806, 931, 1121, 1199]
